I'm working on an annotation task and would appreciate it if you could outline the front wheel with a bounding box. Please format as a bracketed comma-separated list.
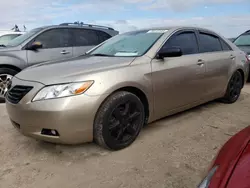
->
[0, 68, 18, 102]
[221, 71, 243, 104]
[94, 91, 145, 150]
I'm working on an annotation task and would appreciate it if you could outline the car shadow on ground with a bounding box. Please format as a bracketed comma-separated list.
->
[142, 100, 218, 133]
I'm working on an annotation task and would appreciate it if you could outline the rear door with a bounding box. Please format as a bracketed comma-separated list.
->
[26, 28, 73, 65]
[197, 31, 234, 98]
[72, 29, 111, 57]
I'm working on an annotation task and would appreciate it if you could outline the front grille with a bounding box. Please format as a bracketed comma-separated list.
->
[6, 85, 33, 104]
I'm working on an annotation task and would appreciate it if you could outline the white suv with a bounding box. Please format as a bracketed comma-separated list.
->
[0, 31, 25, 46]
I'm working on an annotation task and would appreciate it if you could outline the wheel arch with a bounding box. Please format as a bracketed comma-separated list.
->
[227, 68, 246, 90]
[115, 86, 150, 125]
[0, 64, 21, 72]
[237, 68, 245, 88]
[94, 85, 151, 127]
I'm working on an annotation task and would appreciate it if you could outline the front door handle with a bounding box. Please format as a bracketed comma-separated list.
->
[197, 59, 205, 66]
[61, 50, 70, 55]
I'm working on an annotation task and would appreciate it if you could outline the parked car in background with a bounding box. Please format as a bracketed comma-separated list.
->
[234, 30, 250, 55]
[5, 26, 249, 150]
[0, 22, 118, 100]
[0, 33, 24, 46]
[0, 30, 25, 46]
[0, 30, 25, 37]
[233, 30, 250, 81]
[228, 38, 235, 42]
[198, 125, 250, 188]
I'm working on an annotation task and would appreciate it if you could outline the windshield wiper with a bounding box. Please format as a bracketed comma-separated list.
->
[236, 44, 250, 46]
[117, 50, 137, 53]
[91, 53, 112, 57]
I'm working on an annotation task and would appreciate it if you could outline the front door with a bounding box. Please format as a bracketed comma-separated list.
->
[151, 30, 206, 119]
[27, 28, 73, 65]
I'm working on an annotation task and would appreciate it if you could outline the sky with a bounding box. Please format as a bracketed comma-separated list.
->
[1, 0, 250, 37]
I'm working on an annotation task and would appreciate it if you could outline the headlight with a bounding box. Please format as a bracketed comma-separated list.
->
[32, 81, 94, 102]
[198, 166, 218, 188]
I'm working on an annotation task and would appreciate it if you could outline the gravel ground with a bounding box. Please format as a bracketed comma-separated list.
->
[1, 86, 250, 188]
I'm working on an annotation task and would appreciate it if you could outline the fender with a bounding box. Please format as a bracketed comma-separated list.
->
[0, 54, 27, 70]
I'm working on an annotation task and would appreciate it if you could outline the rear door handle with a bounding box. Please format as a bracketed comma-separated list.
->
[230, 54, 236, 59]
[61, 50, 70, 55]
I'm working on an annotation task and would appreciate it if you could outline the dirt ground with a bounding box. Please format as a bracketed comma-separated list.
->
[1, 86, 250, 188]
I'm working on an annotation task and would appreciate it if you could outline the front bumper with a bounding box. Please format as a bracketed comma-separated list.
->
[5, 77, 108, 144]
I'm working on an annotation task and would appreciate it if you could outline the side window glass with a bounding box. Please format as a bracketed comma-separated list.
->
[96, 31, 111, 43]
[199, 32, 222, 53]
[220, 39, 232, 51]
[73, 29, 99, 46]
[162, 32, 198, 55]
[34, 29, 71, 49]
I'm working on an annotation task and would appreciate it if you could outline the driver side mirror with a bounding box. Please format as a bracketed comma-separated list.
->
[26, 41, 43, 51]
[156, 47, 182, 59]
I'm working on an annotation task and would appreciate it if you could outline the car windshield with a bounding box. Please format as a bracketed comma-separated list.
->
[89, 29, 167, 57]
[0, 34, 21, 46]
[234, 34, 250, 46]
[7, 28, 43, 47]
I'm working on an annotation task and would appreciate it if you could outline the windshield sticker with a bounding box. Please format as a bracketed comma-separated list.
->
[115, 52, 138, 56]
[147, 30, 168, 33]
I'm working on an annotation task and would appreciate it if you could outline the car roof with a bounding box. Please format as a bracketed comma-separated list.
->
[33, 24, 119, 36]
[38, 24, 117, 31]
[135, 26, 218, 34]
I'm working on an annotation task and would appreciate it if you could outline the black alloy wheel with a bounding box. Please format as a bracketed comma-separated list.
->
[94, 91, 145, 150]
[222, 71, 243, 103]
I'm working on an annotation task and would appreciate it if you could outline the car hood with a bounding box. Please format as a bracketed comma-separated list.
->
[15, 55, 136, 85]
[237, 45, 250, 54]
[226, 143, 250, 188]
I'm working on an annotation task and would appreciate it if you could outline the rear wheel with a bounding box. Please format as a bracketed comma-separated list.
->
[94, 91, 145, 150]
[221, 71, 243, 104]
[0, 68, 18, 102]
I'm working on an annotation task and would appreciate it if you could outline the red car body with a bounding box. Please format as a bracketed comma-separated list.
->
[208, 126, 250, 188]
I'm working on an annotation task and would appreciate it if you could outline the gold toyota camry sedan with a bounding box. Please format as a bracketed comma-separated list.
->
[5, 26, 249, 150]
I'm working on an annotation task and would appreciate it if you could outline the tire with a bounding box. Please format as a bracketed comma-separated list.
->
[0, 67, 19, 102]
[221, 71, 243, 104]
[247, 67, 250, 82]
[94, 91, 145, 150]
